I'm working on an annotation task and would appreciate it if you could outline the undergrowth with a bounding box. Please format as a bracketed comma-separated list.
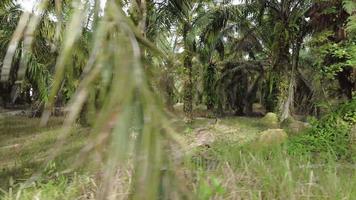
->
[287, 100, 356, 160]
[189, 142, 356, 200]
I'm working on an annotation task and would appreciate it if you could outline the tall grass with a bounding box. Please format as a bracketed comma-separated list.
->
[2, 141, 356, 200]
[188, 142, 356, 200]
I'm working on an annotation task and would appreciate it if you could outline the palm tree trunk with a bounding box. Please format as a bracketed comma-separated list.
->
[244, 73, 263, 115]
[182, 21, 194, 121]
[183, 51, 193, 121]
[280, 37, 302, 121]
[280, 72, 295, 121]
[137, 0, 147, 35]
[204, 63, 216, 111]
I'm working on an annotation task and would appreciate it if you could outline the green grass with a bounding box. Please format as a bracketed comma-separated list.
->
[1, 115, 355, 199]
[183, 117, 356, 200]
[188, 142, 356, 200]
[0, 116, 88, 191]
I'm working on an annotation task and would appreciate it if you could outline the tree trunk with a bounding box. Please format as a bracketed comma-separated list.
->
[204, 63, 216, 111]
[183, 51, 193, 121]
[160, 69, 175, 111]
[0, 83, 14, 108]
[280, 36, 302, 121]
[263, 73, 278, 112]
[182, 21, 194, 122]
[280, 73, 295, 121]
[243, 73, 263, 115]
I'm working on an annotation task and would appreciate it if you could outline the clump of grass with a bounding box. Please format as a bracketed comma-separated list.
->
[187, 141, 356, 200]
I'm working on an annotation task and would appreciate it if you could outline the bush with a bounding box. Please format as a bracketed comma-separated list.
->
[287, 100, 356, 160]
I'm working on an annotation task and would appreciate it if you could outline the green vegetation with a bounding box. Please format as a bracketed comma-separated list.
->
[0, 0, 355, 199]
[0, 117, 87, 189]
[287, 100, 356, 160]
[191, 143, 356, 200]
[1, 115, 355, 199]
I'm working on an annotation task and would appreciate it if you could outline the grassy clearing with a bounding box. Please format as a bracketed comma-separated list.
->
[0, 115, 355, 199]
[183, 117, 356, 200]
[0, 116, 88, 190]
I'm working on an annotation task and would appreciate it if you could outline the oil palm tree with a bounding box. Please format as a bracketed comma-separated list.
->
[0, 1, 23, 105]
[235, 0, 312, 119]
[0, 0, 92, 114]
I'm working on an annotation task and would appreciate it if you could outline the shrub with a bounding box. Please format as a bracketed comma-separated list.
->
[287, 100, 356, 160]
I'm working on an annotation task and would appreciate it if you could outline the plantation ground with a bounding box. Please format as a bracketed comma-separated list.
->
[0, 115, 355, 199]
[0, 115, 87, 189]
